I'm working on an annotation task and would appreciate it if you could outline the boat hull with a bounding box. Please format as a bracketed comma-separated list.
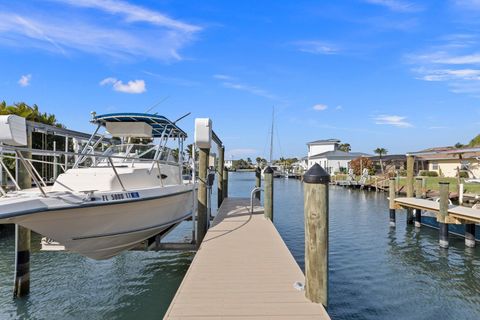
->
[4, 187, 194, 260]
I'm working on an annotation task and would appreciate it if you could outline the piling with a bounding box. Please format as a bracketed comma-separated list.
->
[223, 167, 229, 199]
[465, 224, 476, 248]
[414, 177, 422, 228]
[389, 178, 396, 227]
[438, 182, 449, 249]
[406, 154, 414, 225]
[264, 166, 273, 221]
[217, 146, 225, 208]
[459, 183, 464, 206]
[303, 163, 329, 307]
[197, 147, 209, 245]
[14, 128, 32, 298]
[255, 167, 261, 201]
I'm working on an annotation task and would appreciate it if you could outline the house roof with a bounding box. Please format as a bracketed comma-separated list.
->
[368, 154, 406, 161]
[307, 139, 341, 146]
[309, 150, 370, 160]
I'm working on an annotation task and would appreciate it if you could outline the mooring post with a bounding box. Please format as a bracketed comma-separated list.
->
[303, 163, 329, 307]
[414, 177, 422, 228]
[465, 223, 476, 248]
[196, 147, 209, 246]
[406, 154, 414, 225]
[264, 166, 274, 221]
[438, 182, 449, 249]
[255, 167, 261, 201]
[217, 146, 224, 208]
[14, 128, 32, 298]
[459, 183, 464, 206]
[223, 167, 228, 199]
[389, 178, 396, 227]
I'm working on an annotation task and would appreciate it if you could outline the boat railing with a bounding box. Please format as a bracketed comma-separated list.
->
[0, 144, 188, 197]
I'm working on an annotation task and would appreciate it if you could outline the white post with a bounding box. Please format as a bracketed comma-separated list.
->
[53, 141, 58, 180]
[72, 138, 79, 164]
[0, 143, 3, 187]
[459, 183, 464, 205]
[64, 135, 68, 171]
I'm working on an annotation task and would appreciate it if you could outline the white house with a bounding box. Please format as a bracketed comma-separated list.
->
[306, 139, 369, 174]
[307, 139, 340, 158]
[225, 159, 234, 169]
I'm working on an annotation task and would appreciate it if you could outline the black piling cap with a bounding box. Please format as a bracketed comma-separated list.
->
[255, 167, 261, 173]
[303, 163, 330, 184]
[264, 166, 274, 174]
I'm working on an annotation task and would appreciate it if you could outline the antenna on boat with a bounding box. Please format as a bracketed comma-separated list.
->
[145, 96, 170, 113]
[173, 112, 191, 124]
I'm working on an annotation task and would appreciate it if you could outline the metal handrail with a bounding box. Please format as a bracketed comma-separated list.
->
[250, 187, 263, 213]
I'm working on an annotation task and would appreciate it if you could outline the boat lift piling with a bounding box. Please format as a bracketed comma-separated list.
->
[414, 177, 423, 228]
[406, 154, 414, 225]
[389, 178, 396, 227]
[264, 166, 274, 221]
[438, 182, 450, 249]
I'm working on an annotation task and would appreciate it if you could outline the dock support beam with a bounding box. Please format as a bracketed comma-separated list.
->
[438, 182, 449, 249]
[255, 167, 261, 201]
[223, 167, 228, 199]
[264, 166, 273, 221]
[389, 178, 396, 227]
[414, 177, 422, 228]
[217, 146, 225, 208]
[465, 224, 476, 248]
[197, 147, 209, 246]
[406, 154, 414, 225]
[303, 164, 329, 308]
[14, 128, 32, 298]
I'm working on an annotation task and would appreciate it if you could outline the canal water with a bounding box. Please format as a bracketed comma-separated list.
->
[1, 172, 480, 319]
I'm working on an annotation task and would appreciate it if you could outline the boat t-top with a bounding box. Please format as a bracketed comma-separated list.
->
[0, 112, 195, 260]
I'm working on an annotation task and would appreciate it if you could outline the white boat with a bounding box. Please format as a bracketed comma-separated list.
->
[0, 113, 194, 260]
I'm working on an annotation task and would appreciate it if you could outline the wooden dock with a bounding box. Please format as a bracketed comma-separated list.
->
[394, 197, 480, 224]
[164, 197, 330, 319]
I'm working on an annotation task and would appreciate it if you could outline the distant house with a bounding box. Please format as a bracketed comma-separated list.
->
[415, 149, 480, 178]
[225, 159, 234, 169]
[306, 139, 369, 174]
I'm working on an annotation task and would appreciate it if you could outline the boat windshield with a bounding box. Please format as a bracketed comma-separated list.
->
[103, 144, 175, 162]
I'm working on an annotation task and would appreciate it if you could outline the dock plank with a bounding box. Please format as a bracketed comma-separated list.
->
[164, 198, 329, 319]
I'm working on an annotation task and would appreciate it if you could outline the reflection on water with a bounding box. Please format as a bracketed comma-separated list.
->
[1, 172, 479, 319]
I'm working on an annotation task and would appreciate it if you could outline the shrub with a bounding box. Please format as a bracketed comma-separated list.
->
[419, 170, 438, 177]
[349, 157, 373, 175]
[458, 170, 469, 178]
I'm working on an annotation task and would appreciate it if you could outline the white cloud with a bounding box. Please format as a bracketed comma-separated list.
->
[100, 77, 146, 94]
[53, 0, 201, 32]
[374, 115, 412, 127]
[364, 0, 422, 12]
[312, 104, 328, 111]
[213, 74, 282, 101]
[0, 1, 200, 61]
[18, 74, 32, 87]
[293, 41, 338, 55]
[336, 105, 343, 110]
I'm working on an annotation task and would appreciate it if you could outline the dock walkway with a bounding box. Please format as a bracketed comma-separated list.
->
[164, 197, 330, 319]
[394, 197, 480, 223]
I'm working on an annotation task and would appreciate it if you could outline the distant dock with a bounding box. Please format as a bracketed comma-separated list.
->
[164, 197, 330, 319]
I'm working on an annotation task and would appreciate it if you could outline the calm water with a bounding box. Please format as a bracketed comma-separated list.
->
[1, 172, 480, 319]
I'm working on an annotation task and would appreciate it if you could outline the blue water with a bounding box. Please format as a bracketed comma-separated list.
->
[1, 172, 480, 319]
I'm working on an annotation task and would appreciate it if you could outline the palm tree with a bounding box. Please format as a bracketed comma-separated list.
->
[338, 143, 351, 152]
[374, 147, 388, 174]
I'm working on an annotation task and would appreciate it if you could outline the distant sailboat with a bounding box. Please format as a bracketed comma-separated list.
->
[262, 107, 282, 178]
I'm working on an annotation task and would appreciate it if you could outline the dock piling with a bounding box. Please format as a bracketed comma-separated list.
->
[197, 147, 209, 246]
[303, 163, 329, 307]
[414, 177, 422, 228]
[264, 166, 273, 221]
[14, 129, 32, 298]
[389, 178, 396, 227]
[217, 146, 225, 208]
[465, 224, 476, 248]
[255, 167, 261, 201]
[223, 167, 228, 199]
[406, 154, 414, 225]
[438, 182, 449, 249]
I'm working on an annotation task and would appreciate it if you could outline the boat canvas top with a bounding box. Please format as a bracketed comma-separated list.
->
[92, 113, 188, 139]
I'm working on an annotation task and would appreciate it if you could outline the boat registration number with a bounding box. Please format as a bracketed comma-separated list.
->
[101, 192, 140, 201]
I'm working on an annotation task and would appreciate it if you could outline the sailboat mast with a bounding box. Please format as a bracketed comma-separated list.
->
[269, 107, 274, 164]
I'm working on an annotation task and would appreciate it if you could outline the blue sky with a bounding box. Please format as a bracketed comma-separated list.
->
[1, 0, 480, 159]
